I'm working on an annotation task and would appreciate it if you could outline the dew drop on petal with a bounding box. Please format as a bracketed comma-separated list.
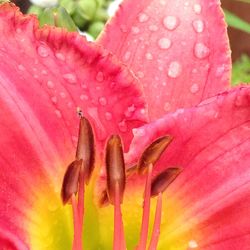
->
[163, 16, 179, 30]
[190, 83, 199, 94]
[51, 96, 57, 103]
[145, 52, 153, 60]
[55, 52, 65, 61]
[47, 80, 54, 89]
[60, 92, 66, 98]
[99, 97, 107, 106]
[96, 71, 104, 82]
[194, 43, 210, 59]
[118, 120, 128, 132]
[136, 71, 145, 79]
[18, 64, 25, 71]
[193, 4, 202, 14]
[80, 94, 89, 101]
[55, 109, 62, 118]
[131, 26, 140, 34]
[138, 13, 149, 23]
[123, 51, 131, 62]
[63, 73, 77, 84]
[105, 112, 112, 121]
[192, 20, 204, 33]
[149, 25, 159, 32]
[168, 61, 182, 78]
[37, 44, 49, 58]
[164, 102, 171, 111]
[188, 240, 198, 249]
[158, 38, 171, 50]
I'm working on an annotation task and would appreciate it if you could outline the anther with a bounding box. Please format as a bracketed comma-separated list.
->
[61, 160, 82, 205]
[137, 136, 173, 174]
[105, 135, 126, 205]
[76, 116, 95, 184]
[151, 167, 182, 197]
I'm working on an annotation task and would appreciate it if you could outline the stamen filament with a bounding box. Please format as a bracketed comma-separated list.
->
[77, 171, 85, 250]
[137, 164, 153, 250]
[148, 193, 162, 250]
[113, 182, 126, 250]
[71, 195, 82, 250]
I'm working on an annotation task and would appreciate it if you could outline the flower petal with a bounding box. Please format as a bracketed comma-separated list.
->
[98, 0, 231, 120]
[125, 86, 250, 249]
[0, 3, 147, 247]
[0, 3, 147, 152]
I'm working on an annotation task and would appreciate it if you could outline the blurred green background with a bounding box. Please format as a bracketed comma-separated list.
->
[10, 0, 250, 85]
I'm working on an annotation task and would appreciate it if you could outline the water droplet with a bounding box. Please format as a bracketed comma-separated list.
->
[136, 71, 145, 79]
[51, 96, 57, 103]
[42, 70, 47, 75]
[145, 52, 153, 60]
[133, 128, 145, 137]
[164, 102, 171, 111]
[80, 94, 88, 101]
[18, 64, 25, 71]
[118, 120, 128, 132]
[131, 26, 140, 34]
[194, 43, 210, 59]
[188, 240, 198, 249]
[96, 71, 104, 82]
[63, 73, 77, 84]
[190, 83, 199, 94]
[123, 51, 131, 62]
[163, 16, 179, 30]
[192, 20, 204, 33]
[60, 92, 66, 98]
[55, 52, 65, 61]
[158, 38, 171, 50]
[149, 25, 159, 32]
[37, 44, 49, 58]
[99, 97, 107, 106]
[105, 112, 112, 121]
[47, 80, 54, 89]
[125, 104, 136, 117]
[193, 4, 202, 14]
[138, 13, 149, 23]
[167, 61, 182, 78]
[55, 109, 62, 118]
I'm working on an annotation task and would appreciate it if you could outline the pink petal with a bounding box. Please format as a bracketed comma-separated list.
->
[0, 3, 147, 244]
[98, 0, 231, 120]
[125, 87, 250, 248]
[0, 3, 147, 152]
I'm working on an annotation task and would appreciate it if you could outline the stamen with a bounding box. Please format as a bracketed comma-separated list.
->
[105, 135, 126, 204]
[76, 116, 95, 184]
[105, 135, 126, 250]
[151, 167, 182, 197]
[147, 167, 182, 250]
[71, 195, 82, 250]
[136, 163, 153, 250]
[137, 136, 173, 174]
[61, 160, 81, 205]
[148, 193, 162, 250]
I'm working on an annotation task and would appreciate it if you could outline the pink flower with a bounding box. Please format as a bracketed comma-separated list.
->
[0, 1, 249, 250]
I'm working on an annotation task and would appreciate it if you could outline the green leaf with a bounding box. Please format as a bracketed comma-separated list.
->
[232, 54, 250, 85]
[224, 9, 250, 33]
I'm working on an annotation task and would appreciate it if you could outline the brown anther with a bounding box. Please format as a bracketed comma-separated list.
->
[76, 116, 95, 184]
[98, 189, 110, 207]
[151, 167, 182, 197]
[61, 160, 82, 205]
[138, 136, 173, 174]
[105, 135, 126, 205]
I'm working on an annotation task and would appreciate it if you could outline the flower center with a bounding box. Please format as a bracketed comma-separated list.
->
[61, 113, 182, 250]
